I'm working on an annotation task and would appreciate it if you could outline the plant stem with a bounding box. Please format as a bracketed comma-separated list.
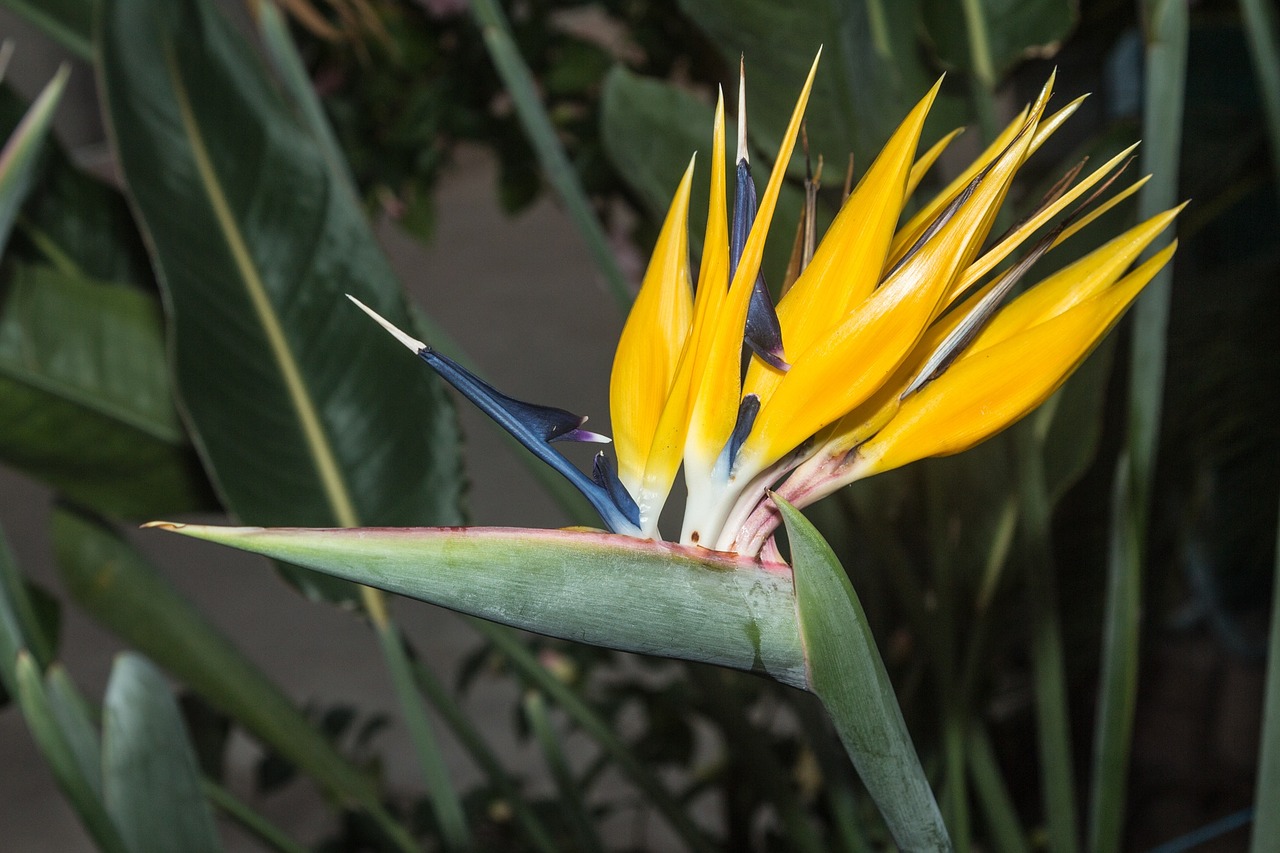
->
[202, 777, 307, 853]
[1015, 427, 1079, 853]
[1089, 3, 1187, 850]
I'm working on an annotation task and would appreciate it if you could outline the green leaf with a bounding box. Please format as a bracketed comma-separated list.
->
[921, 0, 1076, 80]
[0, 264, 217, 517]
[103, 653, 223, 853]
[14, 653, 130, 853]
[0, 64, 67, 256]
[0, 0, 95, 60]
[775, 494, 952, 852]
[1091, 4, 1189, 851]
[44, 664, 103, 799]
[52, 506, 418, 853]
[0, 524, 57, 687]
[99, 0, 464, 598]
[146, 521, 808, 689]
[0, 84, 155, 287]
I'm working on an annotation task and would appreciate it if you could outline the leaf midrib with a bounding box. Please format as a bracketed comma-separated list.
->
[161, 36, 358, 528]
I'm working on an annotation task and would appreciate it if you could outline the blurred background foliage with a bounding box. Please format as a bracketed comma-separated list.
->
[0, 0, 1278, 850]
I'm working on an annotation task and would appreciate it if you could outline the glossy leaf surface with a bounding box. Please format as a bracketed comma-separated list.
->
[99, 0, 463, 596]
[0, 264, 215, 517]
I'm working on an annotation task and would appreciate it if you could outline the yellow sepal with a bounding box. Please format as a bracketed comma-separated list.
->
[683, 51, 820, 475]
[610, 158, 695, 493]
[856, 241, 1177, 476]
[739, 86, 1048, 475]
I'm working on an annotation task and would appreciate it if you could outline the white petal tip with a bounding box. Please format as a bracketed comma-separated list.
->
[346, 294, 427, 353]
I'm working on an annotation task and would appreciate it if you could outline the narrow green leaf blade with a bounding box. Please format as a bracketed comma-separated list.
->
[14, 653, 130, 853]
[98, 0, 463, 596]
[52, 506, 418, 853]
[469, 0, 631, 311]
[44, 664, 103, 800]
[0, 264, 216, 516]
[0, 63, 67, 255]
[148, 522, 808, 689]
[775, 495, 951, 852]
[103, 653, 222, 853]
[0, 0, 95, 61]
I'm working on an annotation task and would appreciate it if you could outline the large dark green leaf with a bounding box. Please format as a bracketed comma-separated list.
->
[99, 0, 464, 596]
[0, 264, 216, 516]
[921, 0, 1076, 79]
[103, 653, 222, 853]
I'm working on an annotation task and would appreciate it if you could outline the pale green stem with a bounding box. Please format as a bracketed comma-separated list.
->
[1089, 3, 1188, 850]
[202, 778, 307, 853]
[1016, 427, 1080, 853]
[1239, 0, 1280, 203]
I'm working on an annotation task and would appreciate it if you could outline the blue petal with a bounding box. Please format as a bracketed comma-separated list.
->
[592, 452, 641, 529]
[346, 296, 640, 536]
[420, 349, 641, 535]
[731, 160, 788, 371]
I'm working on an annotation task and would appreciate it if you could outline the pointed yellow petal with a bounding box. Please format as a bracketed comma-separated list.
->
[619, 93, 730, 533]
[738, 79, 942, 424]
[907, 126, 964, 200]
[969, 205, 1182, 352]
[683, 51, 820, 475]
[856, 241, 1176, 476]
[739, 92, 1047, 474]
[888, 72, 1061, 267]
[948, 143, 1141, 305]
[610, 158, 695, 492]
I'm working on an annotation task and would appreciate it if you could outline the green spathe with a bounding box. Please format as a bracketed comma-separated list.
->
[149, 522, 807, 689]
[777, 495, 952, 852]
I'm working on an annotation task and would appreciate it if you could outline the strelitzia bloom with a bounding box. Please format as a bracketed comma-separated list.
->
[351, 54, 1180, 559]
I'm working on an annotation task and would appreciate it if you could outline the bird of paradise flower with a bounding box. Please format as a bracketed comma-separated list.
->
[152, 54, 1181, 849]
[349, 56, 1179, 558]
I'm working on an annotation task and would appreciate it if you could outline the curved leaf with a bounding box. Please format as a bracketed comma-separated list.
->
[103, 653, 222, 853]
[14, 654, 129, 853]
[0, 84, 154, 288]
[99, 0, 463, 597]
[53, 506, 418, 852]
[0, 63, 67, 256]
[776, 495, 951, 852]
[0, 264, 216, 516]
[147, 522, 809, 689]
